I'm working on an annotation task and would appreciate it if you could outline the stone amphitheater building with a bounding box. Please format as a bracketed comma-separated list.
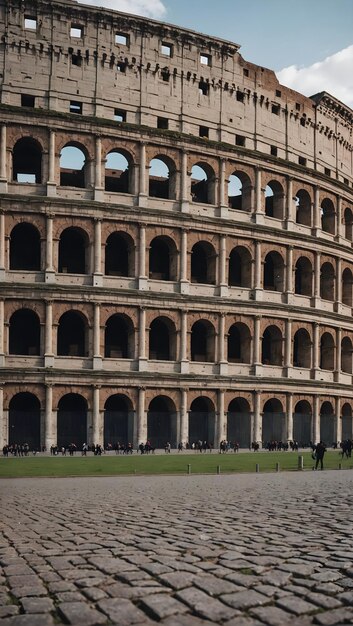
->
[0, 0, 353, 451]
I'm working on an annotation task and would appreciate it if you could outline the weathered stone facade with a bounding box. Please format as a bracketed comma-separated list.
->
[0, 0, 353, 450]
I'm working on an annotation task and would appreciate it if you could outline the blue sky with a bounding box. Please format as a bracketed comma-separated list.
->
[79, 0, 353, 107]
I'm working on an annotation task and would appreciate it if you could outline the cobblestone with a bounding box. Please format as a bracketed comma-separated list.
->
[1, 471, 353, 624]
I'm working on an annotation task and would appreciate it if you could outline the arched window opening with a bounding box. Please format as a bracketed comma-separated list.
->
[227, 398, 251, 448]
[320, 332, 334, 370]
[293, 329, 311, 368]
[344, 208, 353, 242]
[320, 401, 335, 445]
[262, 399, 284, 445]
[57, 311, 86, 357]
[191, 164, 214, 204]
[189, 397, 215, 447]
[105, 232, 134, 277]
[293, 400, 312, 446]
[13, 137, 42, 183]
[228, 323, 251, 363]
[104, 314, 134, 359]
[265, 181, 284, 219]
[149, 158, 173, 199]
[10, 223, 41, 270]
[59, 227, 88, 274]
[104, 395, 133, 448]
[149, 236, 177, 281]
[342, 268, 353, 306]
[147, 396, 177, 448]
[57, 394, 87, 449]
[191, 241, 216, 285]
[149, 317, 176, 361]
[263, 252, 284, 291]
[60, 145, 87, 188]
[342, 403, 353, 441]
[341, 337, 352, 374]
[295, 257, 312, 296]
[191, 320, 215, 362]
[9, 393, 41, 450]
[295, 189, 312, 227]
[105, 151, 130, 193]
[262, 326, 282, 366]
[228, 172, 251, 211]
[321, 198, 336, 235]
[320, 262, 335, 301]
[228, 247, 252, 287]
[9, 309, 40, 355]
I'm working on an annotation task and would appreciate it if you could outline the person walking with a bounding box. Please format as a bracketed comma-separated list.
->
[315, 441, 326, 470]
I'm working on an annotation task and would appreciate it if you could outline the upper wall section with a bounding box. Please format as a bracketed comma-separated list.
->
[0, 0, 352, 185]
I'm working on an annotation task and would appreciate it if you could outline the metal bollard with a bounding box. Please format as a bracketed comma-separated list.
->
[298, 455, 304, 471]
[187, 464, 191, 475]
[339, 462, 342, 470]
[276, 462, 280, 472]
[217, 465, 221, 475]
[255, 463, 260, 473]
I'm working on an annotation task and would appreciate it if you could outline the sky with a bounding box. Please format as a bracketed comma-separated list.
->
[77, 0, 353, 109]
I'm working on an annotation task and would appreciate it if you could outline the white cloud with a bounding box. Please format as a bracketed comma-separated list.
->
[277, 44, 353, 110]
[76, 0, 167, 19]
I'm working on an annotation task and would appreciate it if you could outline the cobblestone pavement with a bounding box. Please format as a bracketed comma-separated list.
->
[1, 471, 353, 625]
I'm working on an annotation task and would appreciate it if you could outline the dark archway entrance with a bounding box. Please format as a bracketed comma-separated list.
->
[293, 401, 312, 446]
[227, 398, 251, 448]
[104, 395, 133, 447]
[262, 399, 284, 445]
[189, 397, 215, 447]
[57, 394, 87, 449]
[147, 396, 176, 448]
[9, 393, 41, 450]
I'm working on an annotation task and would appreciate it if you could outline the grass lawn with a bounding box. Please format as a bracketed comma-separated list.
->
[0, 450, 351, 478]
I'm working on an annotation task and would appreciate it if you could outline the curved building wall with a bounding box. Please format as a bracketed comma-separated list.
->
[0, 0, 353, 450]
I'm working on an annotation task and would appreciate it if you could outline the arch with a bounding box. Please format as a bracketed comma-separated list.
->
[320, 262, 335, 301]
[262, 325, 283, 366]
[228, 171, 252, 211]
[58, 227, 88, 274]
[57, 311, 87, 357]
[295, 189, 312, 227]
[265, 180, 284, 219]
[12, 137, 42, 183]
[293, 329, 312, 368]
[10, 223, 41, 271]
[189, 397, 215, 447]
[104, 394, 133, 447]
[228, 246, 252, 287]
[320, 332, 334, 370]
[191, 163, 215, 204]
[57, 393, 87, 449]
[60, 144, 87, 188]
[341, 336, 352, 374]
[191, 241, 216, 284]
[227, 322, 251, 363]
[295, 257, 313, 296]
[320, 401, 335, 444]
[263, 251, 284, 291]
[191, 319, 215, 362]
[105, 231, 134, 277]
[147, 396, 177, 448]
[293, 400, 312, 446]
[342, 403, 353, 440]
[149, 156, 175, 200]
[321, 198, 336, 235]
[149, 236, 177, 281]
[227, 398, 251, 448]
[105, 150, 131, 193]
[262, 398, 284, 444]
[344, 207, 353, 242]
[149, 316, 176, 361]
[342, 268, 353, 306]
[104, 314, 134, 359]
[9, 392, 41, 450]
[9, 309, 40, 355]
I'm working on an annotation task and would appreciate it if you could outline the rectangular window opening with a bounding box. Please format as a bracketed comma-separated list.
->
[17, 173, 36, 183]
[324, 168, 331, 177]
[161, 43, 173, 57]
[295, 102, 301, 111]
[200, 53, 211, 66]
[71, 54, 82, 67]
[199, 126, 209, 138]
[199, 80, 209, 96]
[157, 117, 168, 129]
[298, 156, 307, 166]
[272, 103, 280, 115]
[70, 24, 83, 38]
[270, 145, 277, 156]
[275, 89, 281, 97]
[117, 61, 127, 73]
[114, 109, 126, 122]
[21, 94, 35, 108]
[69, 100, 82, 114]
[25, 16, 37, 30]
[300, 117, 306, 127]
[236, 91, 244, 102]
[243, 68, 249, 77]
[161, 69, 170, 82]
[115, 33, 128, 45]
[235, 134, 246, 147]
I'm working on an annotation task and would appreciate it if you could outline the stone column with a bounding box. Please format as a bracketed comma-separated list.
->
[138, 224, 147, 290]
[286, 393, 293, 442]
[92, 386, 102, 446]
[219, 158, 228, 218]
[253, 315, 261, 375]
[217, 389, 226, 447]
[218, 313, 227, 375]
[180, 150, 189, 212]
[0, 299, 4, 366]
[313, 394, 320, 444]
[285, 246, 293, 302]
[180, 309, 189, 374]
[137, 387, 146, 444]
[254, 167, 264, 223]
[218, 234, 228, 296]
[313, 322, 320, 375]
[284, 318, 292, 372]
[138, 142, 147, 207]
[313, 186, 320, 233]
[0, 386, 4, 449]
[336, 195, 343, 241]
[253, 390, 261, 444]
[0, 211, 4, 280]
[334, 326, 342, 383]
[94, 135, 104, 201]
[44, 301, 54, 367]
[335, 257, 342, 313]
[45, 384, 55, 450]
[286, 177, 294, 227]
[335, 396, 342, 445]
[93, 302, 102, 369]
[92, 219, 103, 286]
[180, 388, 188, 445]
[0, 125, 7, 192]
[138, 307, 147, 371]
[47, 130, 56, 197]
[253, 240, 262, 300]
[180, 229, 189, 294]
[313, 251, 321, 306]
[45, 214, 55, 283]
